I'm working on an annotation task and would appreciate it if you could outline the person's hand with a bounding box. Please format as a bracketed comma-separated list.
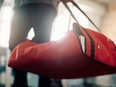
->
[61, 0, 73, 3]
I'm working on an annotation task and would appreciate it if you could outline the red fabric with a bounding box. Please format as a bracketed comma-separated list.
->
[8, 23, 116, 79]
[73, 23, 116, 68]
[85, 29, 116, 67]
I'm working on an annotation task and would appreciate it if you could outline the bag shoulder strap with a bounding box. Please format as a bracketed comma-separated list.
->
[61, 0, 101, 32]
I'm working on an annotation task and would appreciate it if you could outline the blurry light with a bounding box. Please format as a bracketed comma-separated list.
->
[27, 28, 35, 40]
[1, 7, 12, 21]
[51, 3, 89, 41]
[0, 22, 10, 47]
[72, 6, 89, 28]
[51, 14, 70, 41]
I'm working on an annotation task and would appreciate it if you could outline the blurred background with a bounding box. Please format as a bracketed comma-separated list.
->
[0, 0, 116, 87]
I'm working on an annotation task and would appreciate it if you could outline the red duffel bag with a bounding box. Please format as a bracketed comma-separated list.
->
[8, 23, 116, 79]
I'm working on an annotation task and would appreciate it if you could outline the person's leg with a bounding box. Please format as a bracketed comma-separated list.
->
[32, 4, 57, 43]
[30, 4, 63, 87]
[11, 69, 28, 87]
[9, 8, 31, 87]
[28, 4, 55, 87]
[51, 79, 63, 87]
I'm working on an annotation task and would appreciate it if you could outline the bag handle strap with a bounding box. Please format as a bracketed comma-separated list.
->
[61, 1, 96, 56]
[61, 0, 101, 32]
